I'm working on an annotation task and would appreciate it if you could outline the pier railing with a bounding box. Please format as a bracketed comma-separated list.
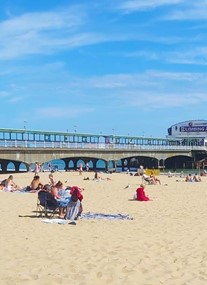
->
[0, 140, 205, 151]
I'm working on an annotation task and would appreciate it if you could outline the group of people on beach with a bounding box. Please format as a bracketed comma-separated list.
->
[31, 174, 84, 221]
[185, 173, 201, 182]
[2, 165, 205, 223]
[0, 173, 84, 223]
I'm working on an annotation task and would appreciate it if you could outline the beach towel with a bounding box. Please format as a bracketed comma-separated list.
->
[41, 212, 133, 224]
[80, 212, 133, 220]
[41, 219, 67, 224]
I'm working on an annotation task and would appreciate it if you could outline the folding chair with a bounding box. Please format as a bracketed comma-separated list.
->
[36, 190, 58, 218]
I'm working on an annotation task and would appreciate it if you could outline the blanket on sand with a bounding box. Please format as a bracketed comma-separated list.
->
[41, 212, 133, 224]
[81, 212, 133, 220]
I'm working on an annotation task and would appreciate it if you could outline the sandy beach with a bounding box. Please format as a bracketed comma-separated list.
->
[1, 171, 207, 285]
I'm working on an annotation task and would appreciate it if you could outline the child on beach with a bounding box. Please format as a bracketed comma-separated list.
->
[134, 184, 151, 201]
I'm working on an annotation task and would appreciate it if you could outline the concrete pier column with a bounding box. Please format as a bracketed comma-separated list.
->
[126, 158, 131, 171]
[62, 158, 70, 171]
[121, 159, 125, 171]
[91, 158, 97, 171]
[113, 160, 117, 172]
[158, 159, 165, 171]
[1, 161, 8, 174]
[13, 161, 21, 172]
[73, 158, 79, 170]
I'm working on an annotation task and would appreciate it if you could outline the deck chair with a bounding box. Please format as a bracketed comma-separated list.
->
[36, 190, 58, 218]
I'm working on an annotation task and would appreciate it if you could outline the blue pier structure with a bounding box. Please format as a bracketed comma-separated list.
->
[0, 128, 206, 173]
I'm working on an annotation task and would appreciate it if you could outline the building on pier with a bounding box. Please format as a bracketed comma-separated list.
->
[167, 120, 207, 147]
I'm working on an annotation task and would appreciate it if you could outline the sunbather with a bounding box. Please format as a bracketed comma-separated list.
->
[142, 174, 156, 184]
[25, 175, 43, 192]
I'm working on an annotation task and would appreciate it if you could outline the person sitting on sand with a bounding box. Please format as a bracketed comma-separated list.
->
[193, 173, 201, 182]
[93, 171, 112, 181]
[23, 175, 43, 192]
[185, 174, 194, 182]
[149, 172, 161, 184]
[65, 186, 83, 223]
[69, 186, 83, 202]
[134, 184, 151, 201]
[94, 171, 103, 181]
[48, 173, 56, 186]
[4, 175, 19, 191]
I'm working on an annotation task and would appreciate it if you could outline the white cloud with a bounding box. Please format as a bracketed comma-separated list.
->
[118, 0, 207, 22]
[0, 7, 85, 36]
[164, 2, 207, 20]
[119, 0, 184, 12]
[0, 6, 93, 60]
[124, 91, 207, 108]
[122, 45, 207, 66]
[75, 70, 207, 109]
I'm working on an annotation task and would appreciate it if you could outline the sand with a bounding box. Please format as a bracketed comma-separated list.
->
[0, 171, 207, 285]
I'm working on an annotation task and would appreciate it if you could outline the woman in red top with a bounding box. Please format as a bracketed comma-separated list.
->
[136, 184, 151, 201]
[70, 186, 83, 201]
[65, 186, 84, 222]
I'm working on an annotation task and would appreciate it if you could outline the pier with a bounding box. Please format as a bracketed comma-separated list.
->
[0, 128, 206, 173]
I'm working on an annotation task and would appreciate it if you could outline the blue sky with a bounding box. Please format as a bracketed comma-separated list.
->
[1, 0, 207, 138]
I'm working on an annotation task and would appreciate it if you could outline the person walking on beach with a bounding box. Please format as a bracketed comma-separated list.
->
[34, 162, 40, 176]
[79, 163, 83, 175]
[86, 162, 89, 172]
[48, 162, 51, 172]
